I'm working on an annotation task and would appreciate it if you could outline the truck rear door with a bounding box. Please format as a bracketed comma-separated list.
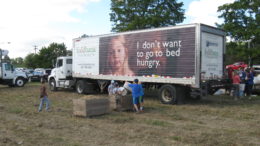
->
[201, 32, 224, 79]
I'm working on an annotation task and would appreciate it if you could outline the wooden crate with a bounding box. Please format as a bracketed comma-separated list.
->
[109, 94, 133, 111]
[73, 98, 110, 117]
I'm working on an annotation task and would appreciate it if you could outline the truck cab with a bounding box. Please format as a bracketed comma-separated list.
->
[48, 56, 73, 90]
[0, 49, 28, 87]
[0, 62, 28, 87]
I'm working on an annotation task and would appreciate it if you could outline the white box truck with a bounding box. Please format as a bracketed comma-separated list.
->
[48, 23, 226, 104]
[0, 49, 28, 87]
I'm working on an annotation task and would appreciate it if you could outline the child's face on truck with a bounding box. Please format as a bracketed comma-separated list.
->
[109, 36, 127, 70]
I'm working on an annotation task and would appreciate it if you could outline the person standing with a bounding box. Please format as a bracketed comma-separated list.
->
[38, 80, 50, 112]
[138, 81, 144, 111]
[238, 67, 246, 97]
[128, 79, 142, 113]
[227, 67, 234, 95]
[232, 71, 241, 100]
[108, 80, 116, 95]
[245, 68, 254, 98]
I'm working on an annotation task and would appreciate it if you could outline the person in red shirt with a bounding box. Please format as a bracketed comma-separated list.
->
[228, 68, 234, 80]
[232, 71, 241, 100]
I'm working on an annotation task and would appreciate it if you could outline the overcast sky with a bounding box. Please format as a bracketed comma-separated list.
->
[0, 0, 234, 58]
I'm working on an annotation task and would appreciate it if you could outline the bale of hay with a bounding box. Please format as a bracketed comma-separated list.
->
[109, 94, 133, 111]
[73, 98, 110, 117]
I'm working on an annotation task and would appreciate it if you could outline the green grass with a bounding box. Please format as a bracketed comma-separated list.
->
[8, 107, 23, 114]
[112, 116, 135, 123]
[145, 119, 170, 127]
[0, 83, 260, 146]
[171, 136, 181, 141]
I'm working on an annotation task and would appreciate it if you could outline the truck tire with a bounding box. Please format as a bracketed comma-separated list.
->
[159, 84, 177, 104]
[16, 78, 25, 87]
[76, 80, 86, 94]
[50, 79, 57, 91]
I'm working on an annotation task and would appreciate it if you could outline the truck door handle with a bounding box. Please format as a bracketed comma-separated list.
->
[4, 74, 6, 76]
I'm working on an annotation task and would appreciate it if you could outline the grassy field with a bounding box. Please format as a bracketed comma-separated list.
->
[0, 82, 260, 146]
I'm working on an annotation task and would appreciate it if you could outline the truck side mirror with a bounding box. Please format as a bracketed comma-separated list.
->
[52, 60, 55, 68]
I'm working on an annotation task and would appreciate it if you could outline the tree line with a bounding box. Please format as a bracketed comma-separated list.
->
[10, 0, 260, 68]
[10, 43, 71, 69]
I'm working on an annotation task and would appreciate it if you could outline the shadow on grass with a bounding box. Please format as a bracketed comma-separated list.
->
[144, 89, 260, 108]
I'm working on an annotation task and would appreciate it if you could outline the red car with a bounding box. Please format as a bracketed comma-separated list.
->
[226, 62, 248, 70]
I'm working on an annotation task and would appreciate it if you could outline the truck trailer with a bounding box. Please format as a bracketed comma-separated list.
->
[48, 23, 226, 104]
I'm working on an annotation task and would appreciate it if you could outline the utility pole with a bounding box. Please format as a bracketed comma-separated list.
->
[34, 45, 38, 54]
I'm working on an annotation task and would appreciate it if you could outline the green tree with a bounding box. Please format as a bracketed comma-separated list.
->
[218, 0, 260, 65]
[3, 55, 11, 62]
[37, 43, 67, 68]
[24, 53, 38, 69]
[110, 0, 185, 32]
[11, 57, 24, 67]
[23, 43, 67, 68]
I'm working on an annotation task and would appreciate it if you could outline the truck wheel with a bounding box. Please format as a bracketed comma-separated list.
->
[159, 84, 177, 104]
[76, 80, 86, 94]
[50, 79, 57, 91]
[16, 78, 25, 87]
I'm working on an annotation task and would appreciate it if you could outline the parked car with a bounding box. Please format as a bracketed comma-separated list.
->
[30, 68, 45, 81]
[15, 67, 26, 72]
[252, 65, 260, 75]
[30, 68, 52, 82]
[24, 68, 34, 78]
[42, 68, 52, 81]
[226, 62, 248, 70]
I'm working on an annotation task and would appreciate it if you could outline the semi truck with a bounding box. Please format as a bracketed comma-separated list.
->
[48, 23, 226, 104]
[0, 49, 28, 87]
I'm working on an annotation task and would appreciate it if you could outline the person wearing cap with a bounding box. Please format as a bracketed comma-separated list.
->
[128, 79, 142, 113]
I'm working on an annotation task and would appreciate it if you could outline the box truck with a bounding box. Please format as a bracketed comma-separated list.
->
[48, 23, 226, 104]
[0, 49, 28, 87]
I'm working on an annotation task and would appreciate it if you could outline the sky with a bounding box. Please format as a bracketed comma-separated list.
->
[0, 0, 234, 58]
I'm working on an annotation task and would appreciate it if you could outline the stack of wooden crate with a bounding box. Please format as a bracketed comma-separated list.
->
[73, 97, 110, 117]
[109, 94, 133, 111]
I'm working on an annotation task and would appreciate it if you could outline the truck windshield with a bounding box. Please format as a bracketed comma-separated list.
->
[4, 63, 11, 71]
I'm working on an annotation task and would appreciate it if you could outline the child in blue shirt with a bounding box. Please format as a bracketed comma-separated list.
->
[128, 79, 142, 113]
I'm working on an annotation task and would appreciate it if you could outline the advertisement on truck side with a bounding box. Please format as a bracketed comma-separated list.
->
[74, 27, 197, 79]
